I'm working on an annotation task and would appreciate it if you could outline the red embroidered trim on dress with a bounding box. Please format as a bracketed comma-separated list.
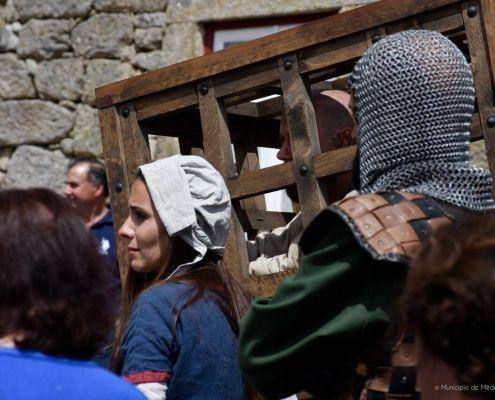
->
[124, 371, 171, 384]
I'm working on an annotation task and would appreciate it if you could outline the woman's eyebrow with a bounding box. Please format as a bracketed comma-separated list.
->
[130, 204, 148, 213]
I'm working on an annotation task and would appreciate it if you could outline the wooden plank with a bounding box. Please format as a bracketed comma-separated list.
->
[95, 0, 460, 108]
[134, 84, 197, 121]
[141, 112, 280, 148]
[244, 210, 296, 231]
[480, 0, 495, 80]
[118, 103, 152, 185]
[279, 54, 328, 226]
[98, 106, 131, 283]
[463, 1, 495, 180]
[197, 80, 249, 279]
[228, 146, 357, 200]
[235, 144, 267, 212]
[243, 269, 297, 298]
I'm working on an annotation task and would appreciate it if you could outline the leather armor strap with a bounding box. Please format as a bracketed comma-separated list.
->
[331, 191, 452, 263]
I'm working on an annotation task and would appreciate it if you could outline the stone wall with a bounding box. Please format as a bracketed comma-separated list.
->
[6, 0, 488, 192]
[0, 0, 370, 192]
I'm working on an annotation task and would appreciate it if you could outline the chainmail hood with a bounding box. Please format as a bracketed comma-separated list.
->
[349, 29, 495, 212]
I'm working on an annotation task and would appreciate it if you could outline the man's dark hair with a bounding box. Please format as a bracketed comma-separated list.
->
[0, 188, 117, 359]
[68, 157, 109, 197]
[401, 216, 495, 396]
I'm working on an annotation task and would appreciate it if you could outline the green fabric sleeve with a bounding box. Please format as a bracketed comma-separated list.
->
[239, 211, 407, 399]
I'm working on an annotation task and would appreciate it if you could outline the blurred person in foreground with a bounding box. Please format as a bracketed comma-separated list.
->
[401, 217, 495, 400]
[239, 30, 495, 399]
[114, 155, 252, 400]
[0, 188, 144, 400]
[64, 157, 119, 282]
[247, 89, 356, 276]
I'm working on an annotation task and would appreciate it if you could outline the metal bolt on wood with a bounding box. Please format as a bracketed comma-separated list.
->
[283, 60, 293, 70]
[121, 107, 130, 118]
[299, 165, 309, 175]
[115, 182, 123, 193]
[467, 5, 477, 17]
[199, 84, 209, 95]
[487, 115, 495, 128]
[371, 34, 381, 43]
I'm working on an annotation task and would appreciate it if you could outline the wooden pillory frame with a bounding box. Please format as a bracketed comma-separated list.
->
[96, 0, 495, 297]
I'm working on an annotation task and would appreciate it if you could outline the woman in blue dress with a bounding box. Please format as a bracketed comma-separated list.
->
[114, 155, 252, 400]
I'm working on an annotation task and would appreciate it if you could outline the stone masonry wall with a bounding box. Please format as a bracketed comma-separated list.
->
[14, 0, 487, 194]
[0, 0, 372, 192]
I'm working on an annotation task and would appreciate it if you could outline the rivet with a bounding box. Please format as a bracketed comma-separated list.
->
[401, 231, 407, 237]
[283, 59, 293, 71]
[401, 376, 408, 383]
[299, 164, 309, 176]
[406, 208, 412, 214]
[385, 215, 392, 220]
[115, 182, 123, 193]
[487, 115, 495, 128]
[371, 34, 381, 44]
[121, 107, 130, 118]
[467, 5, 478, 18]
[377, 240, 383, 246]
[364, 223, 370, 230]
[199, 84, 209, 95]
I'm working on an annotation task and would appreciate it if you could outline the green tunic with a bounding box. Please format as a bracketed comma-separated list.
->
[239, 208, 408, 399]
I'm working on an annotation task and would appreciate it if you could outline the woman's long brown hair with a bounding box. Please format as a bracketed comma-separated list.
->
[113, 181, 253, 375]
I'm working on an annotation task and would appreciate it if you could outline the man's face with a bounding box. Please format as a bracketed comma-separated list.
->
[64, 163, 102, 212]
[276, 115, 337, 162]
[276, 92, 356, 203]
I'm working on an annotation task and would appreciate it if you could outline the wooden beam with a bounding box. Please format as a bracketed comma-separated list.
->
[279, 54, 328, 226]
[118, 103, 152, 185]
[228, 146, 356, 200]
[243, 269, 297, 298]
[197, 80, 249, 280]
[95, 0, 460, 108]
[235, 144, 267, 212]
[481, 0, 495, 80]
[463, 1, 495, 182]
[244, 210, 296, 231]
[99, 106, 131, 283]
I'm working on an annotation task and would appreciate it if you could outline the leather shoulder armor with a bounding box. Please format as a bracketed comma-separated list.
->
[330, 191, 454, 263]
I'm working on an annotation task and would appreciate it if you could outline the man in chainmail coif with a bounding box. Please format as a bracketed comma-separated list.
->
[239, 30, 495, 400]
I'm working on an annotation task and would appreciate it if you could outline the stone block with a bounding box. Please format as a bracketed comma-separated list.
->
[470, 140, 488, 169]
[4, 145, 70, 193]
[133, 12, 167, 28]
[70, 104, 103, 157]
[94, 0, 133, 12]
[130, 0, 167, 12]
[149, 135, 179, 160]
[83, 59, 135, 105]
[132, 50, 167, 71]
[0, 100, 75, 146]
[72, 14, 133, 59]
[0, 23, 19, 52]
[4, 0, 19, 23]
[161, 23, 203, 65]
[17, 19, 73, 60]
[95, 0, 166, 12]
[0, 54, 36, 99]
[135, 27, 163, 51]
[8, 0, 92, 22]
[0, 147, 14, 172]
[35, 59, 85, 101]
[166, 0, 375, 22]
